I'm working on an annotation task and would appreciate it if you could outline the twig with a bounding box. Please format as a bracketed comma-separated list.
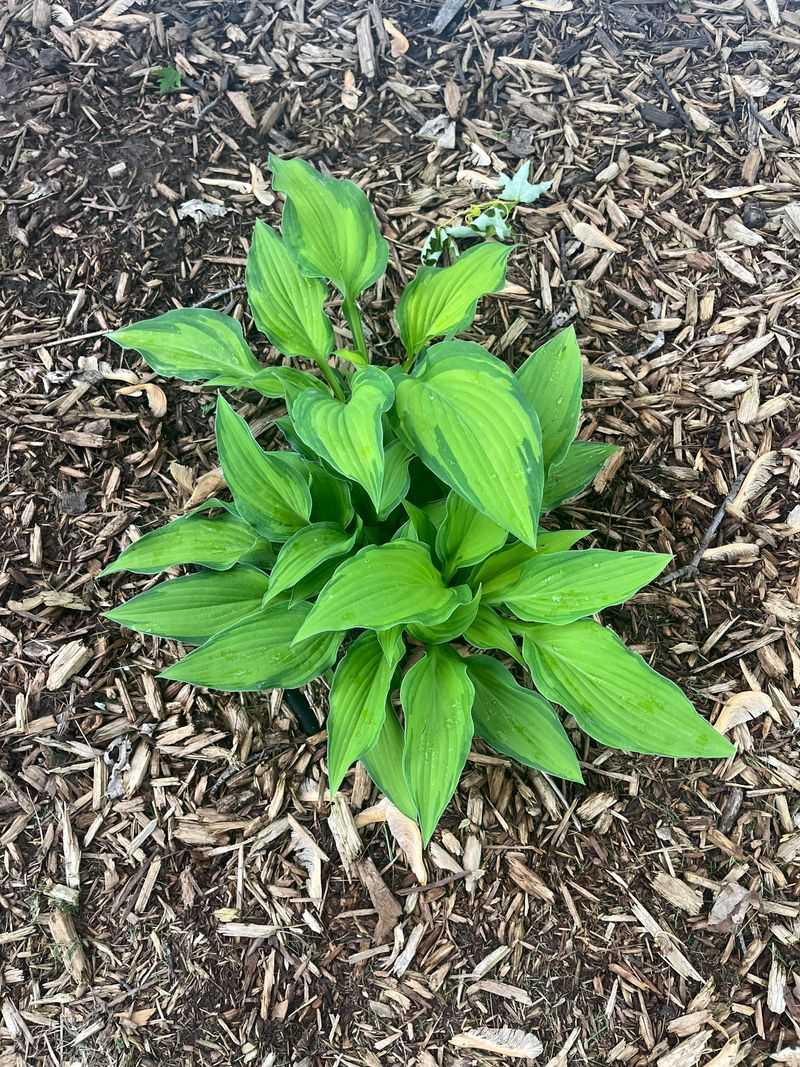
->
[191, 284, 245, 309]
[658, 464, 750, 584]
[653, 70, 692, 130]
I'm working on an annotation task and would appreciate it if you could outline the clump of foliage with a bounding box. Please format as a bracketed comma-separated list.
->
[102, 157, 733, 843]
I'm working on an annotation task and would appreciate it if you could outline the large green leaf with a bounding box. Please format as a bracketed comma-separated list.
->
[159, 601, 341, 691]
[464, 605, 522, 664]
[377, 440, 413, 520]
[542, 442, 619, 512]
[293, 540, 470, 641]
[409, 588, 481, 645]
[108, 308, 260, 383]
[215, 395, 311, 541]
[100, 512, 263, 576]
[467, 655, 582, 782]
[291, 367, 394, 511]
[522, 621, 735, 758]
[396, 242, 512, 357]
[327, 632, 403, 794]
[394, 341, 544, 546]
[361, 708, 416, 819]
[505, 549, 671, 625]
[471, 530, 591, 603]
[435, 491, 507, 581]
[401, 645, 475, 843]
[270, 155, 388, 301]
[516, 327, 583, 469]
[264, 523, 357, 604]
[246, 219, 333, 362]
[105, 565, 269, 644]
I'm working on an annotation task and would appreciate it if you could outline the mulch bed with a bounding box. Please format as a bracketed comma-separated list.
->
[1, 1, 799, 1065]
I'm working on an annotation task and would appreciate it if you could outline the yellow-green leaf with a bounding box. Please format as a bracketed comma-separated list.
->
[264, 523, 357, 604]
[516, 326, 583, 469]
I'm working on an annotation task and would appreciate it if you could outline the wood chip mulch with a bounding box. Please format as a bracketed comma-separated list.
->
[1, 1, 799, 1065]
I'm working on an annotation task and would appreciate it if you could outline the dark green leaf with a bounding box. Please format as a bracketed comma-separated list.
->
[505, 549, 671, 625]
[246, 219, 333, 361]
[522, 621, 735, 758]
[542, 442, 619, 512]
[105, 565, 269, 644]
[216, 395, 311, 541]
[435, 491, 507, 580]
[308, 464, 354, 527]
[108, 309, 260, 383]
[160, 601, 341, 691]
[467, 655, 582, 781]
[516, 326, 582, 469]
[362, 708, 417, 819]
[394, 341, 543, 546]
[293, 540, 470, 641]
[377, 440, 413, 520]
[401, 645, 474, 843]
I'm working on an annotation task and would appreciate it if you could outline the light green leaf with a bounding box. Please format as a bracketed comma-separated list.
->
[505, 549, 671, 625]
[100, 512, 263, 576]
[467, 655, 582, 781]
[108, 308, 260, 383]
[395, 341, 544, 546]
[522, 621, 735, 758]
[246, 219, 334, 362]
[401, 645, 475, 843]
[327, 631, 404, 794]
[248, 366, 328, 401]
[216, 395, 311, 541]
[471, 529, 591, 603]
[264, 523, 357, 604]
[516, 326, 582, 469]
[435, 491, 507, 580]
[464, 605, 522, 664]
[543, 442, 619, 512]
[270, 154, 388, 300]
[377, 440, 413, 520]
[160, 601, 342, 691]
[396, 242, 513, 357]
[498, 161, 552, 205]
[335, 347, 368, 369]
[293, 540, 470, 641]
[292, 367, 394, 511]
[409, 587, 481, 645]
[377, 625, 405, 665]
[401, 500, 438, 551]
[361, 708, 416, 819]
[105, 565, 269, 644]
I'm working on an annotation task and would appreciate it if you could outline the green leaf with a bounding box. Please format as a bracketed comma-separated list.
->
[401, 500, 438, 551]
[464, 605, 522, 664]
[361, 708, 416, 819]
[335, 347, 368, 369]
[246, 219, 334, 362]
[108, 309, 260, 384]
[467, 655, 582, 781]
[377, 625, 405, 665]
[309, 464, 354, 527]
[160, 601, 342, 691]
[498, 161, 552, 205]
[471, 529, 591, 603]
[522, 621, 735, 758]
[395, 341, 544, 546]
[504, 549, 671, 625]
[377, 440, 413, 520]
[435, 491, 507, 581]
[248, 366, 328, 402]
[156, 65, 182, 94]
[516, 326, 582, 469]
[292, 367, 394, 511]
[264, 523, 357, 604]
[409, 587, 481, 644]
[216, 395, 311, 541]
[401, 645, 475, 843]
[396, 243, 513, 357]
[327, 631, 404, 794]
[543, 442, 619, 512]
[100, 512, 263, 576]
[270, 154, 388, 301]
[293, 540, 470, 641]
[105, 565, 269, 644]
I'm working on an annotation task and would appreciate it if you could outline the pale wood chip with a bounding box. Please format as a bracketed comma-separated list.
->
[450, 1026, 543, 1059]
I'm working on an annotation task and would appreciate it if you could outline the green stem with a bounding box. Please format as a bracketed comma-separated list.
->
[343, 297, 368, 364]
[314, 356, 345, 402]
[401, 348, 416, 372]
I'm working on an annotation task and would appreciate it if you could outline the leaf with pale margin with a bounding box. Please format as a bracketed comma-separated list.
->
[362, 708, 416, 819]
[409, 587, 481, 644]
[264, 523, 357, 604]
[394, 341, 543, 546]
[522, 620, 735, 758]
[471, 529, 591, 603]
[108, 308, 260, 383]
[516, 326, 582, 469]
[436, 491, 507, 580]
[100, 512, 263, 576]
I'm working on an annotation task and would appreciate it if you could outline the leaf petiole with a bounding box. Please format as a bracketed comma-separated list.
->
[313, 356, 346, 402]
[343, 296, 369, 365]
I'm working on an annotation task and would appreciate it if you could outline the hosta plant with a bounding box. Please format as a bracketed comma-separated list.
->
[102, 156, 734, 843]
